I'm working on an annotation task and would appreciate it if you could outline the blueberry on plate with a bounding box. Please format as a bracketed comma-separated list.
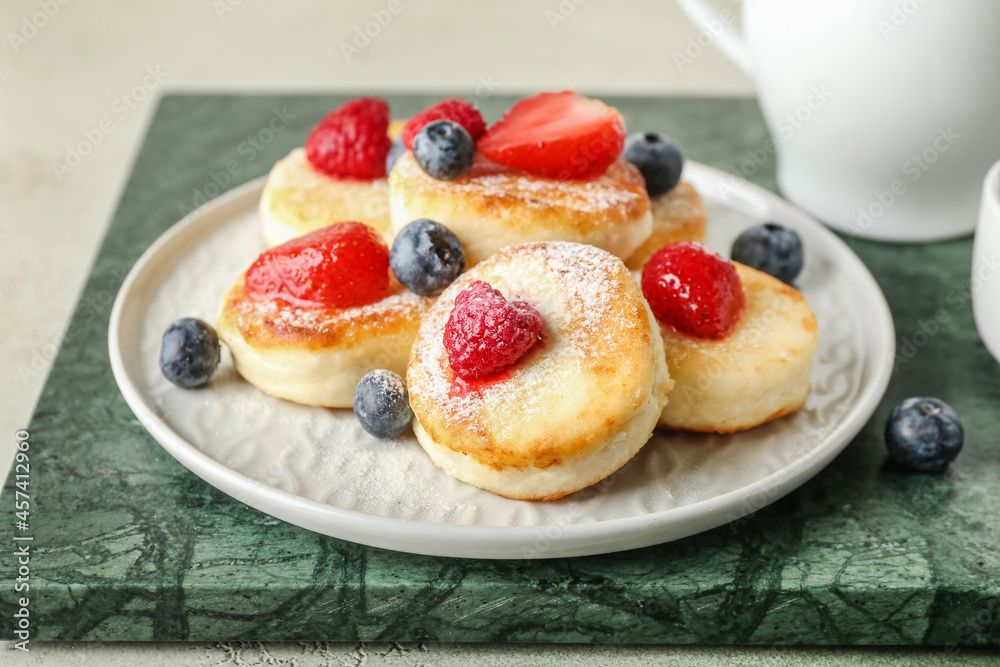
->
[159, 318, 221, 389]
[385, 135, 406, 174]
[353, 369, 413, 439]
[885, 397, 964, 472]
[390, 219, 466, 296]
[412, 120, 475, 180]
[731, 222, 804, 285]
[622, 132, 684, 197]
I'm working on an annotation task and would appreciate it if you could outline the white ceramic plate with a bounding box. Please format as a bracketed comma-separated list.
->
[109, 163, 894, 559]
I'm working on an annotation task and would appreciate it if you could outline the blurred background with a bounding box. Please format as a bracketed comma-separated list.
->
[0, 0, 751, 475]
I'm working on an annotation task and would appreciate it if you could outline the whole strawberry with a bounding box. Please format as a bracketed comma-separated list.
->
[305, 97, 392, 179]
[444, 281, 544, 379]
[402, 98, 486, 150]
[641, 242, 745, 339]
[245, 222, 390, 309]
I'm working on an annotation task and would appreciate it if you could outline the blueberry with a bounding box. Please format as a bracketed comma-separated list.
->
[731, 222, 804, 284]
[159, 318, 221, 389]
[885, 397, 964, 472]
[353, 369, 413, 438]
[390, 219, 466, 296]
[622, 132, 684, 197]
[412, 120, 475, 180]
[386, 136, 406, 174]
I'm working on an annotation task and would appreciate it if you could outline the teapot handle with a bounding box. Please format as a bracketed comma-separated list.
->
[675, 0, 754, 76]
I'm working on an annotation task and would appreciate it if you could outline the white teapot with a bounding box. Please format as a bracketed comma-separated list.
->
[677, 0, 1000, 242]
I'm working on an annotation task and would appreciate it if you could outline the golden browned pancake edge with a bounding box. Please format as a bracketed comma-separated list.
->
[624, 182, 708, 270]
[389, 153, 654, 266]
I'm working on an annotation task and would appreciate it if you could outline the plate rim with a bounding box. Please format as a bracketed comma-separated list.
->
[109, 162, 895, 559]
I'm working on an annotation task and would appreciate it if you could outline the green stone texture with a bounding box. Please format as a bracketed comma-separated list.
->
[1, 95, 998, 645]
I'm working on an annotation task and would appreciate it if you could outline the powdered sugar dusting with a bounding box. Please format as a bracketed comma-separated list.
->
[364, 367, 407, 403]
[470, 171, 641, 212]
[403, 153, 647, 216]
[411, 241, 644, 430]
[538, 241, 634, 342]
[237, 285, 429, 337]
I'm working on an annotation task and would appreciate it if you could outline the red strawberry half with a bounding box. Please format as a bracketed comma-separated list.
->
[641, 242, 746, 339]
[245, 222, 390, 309]
[305, 97, 392, 180]
[402, 98, 486, 150]
[444, 281, 544, 379]
[477, 91, 626, 180]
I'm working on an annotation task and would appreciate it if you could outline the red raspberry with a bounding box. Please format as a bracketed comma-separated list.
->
[245, 222, 390, 309]
[305, 98, 392, 179]
[641, 242, 745, 339]
[444, 281, 544, 379]
[402, 98, 486, 150]
[477, 91, 626, 180]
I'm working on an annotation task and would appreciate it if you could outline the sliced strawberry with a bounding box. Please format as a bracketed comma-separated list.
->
[402, 98, 486, 150]
[305, 98, 391, 180]
[245, 222, 390, 309]
[641, 242, 745, 339]
[477, 91, 626, 180]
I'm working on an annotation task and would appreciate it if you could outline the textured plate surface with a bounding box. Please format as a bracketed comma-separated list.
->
[109, 162, 894, 559]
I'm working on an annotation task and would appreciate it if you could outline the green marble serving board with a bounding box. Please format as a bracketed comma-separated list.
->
[2, 95, 998, 645]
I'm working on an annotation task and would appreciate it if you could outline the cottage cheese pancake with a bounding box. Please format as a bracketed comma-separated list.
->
[218, 276, 432, 408]
[657, 263, 818, 432]
[260, 148, 393, 247]
[389, 153, 653, 267]
[624, 181, 708, 270]
[407, 241, 673, 500]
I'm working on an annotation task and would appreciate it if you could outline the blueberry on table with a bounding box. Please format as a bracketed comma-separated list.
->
[159, 318, 221, 388]
[412, 120, 475, 180]
[622, 132, 684, 197]
[353, 369, 413, 439]
[885, 397, 964, 472]
[731, 222, 804, 285]
[390, 219, 466, 297]
[385, 136, 406, 174]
